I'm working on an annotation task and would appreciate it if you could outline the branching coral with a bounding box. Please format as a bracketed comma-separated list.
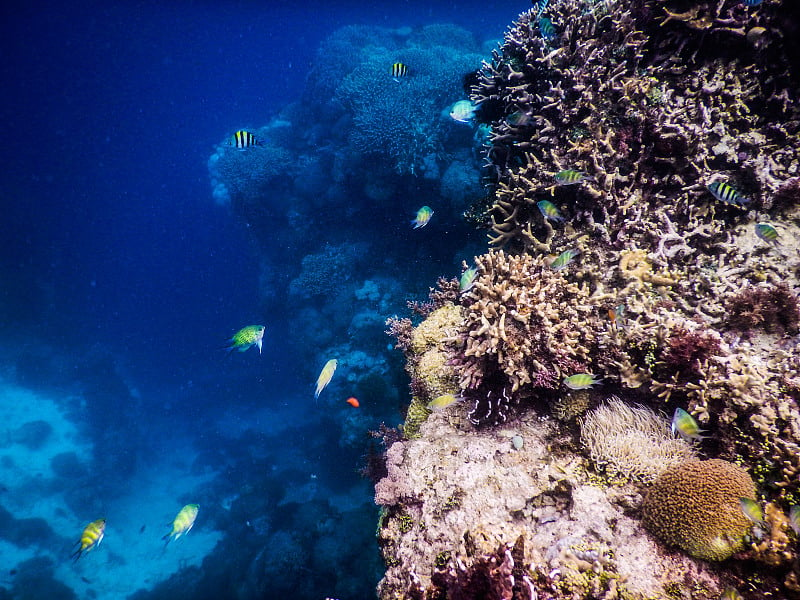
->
[450, 249, 614, 426]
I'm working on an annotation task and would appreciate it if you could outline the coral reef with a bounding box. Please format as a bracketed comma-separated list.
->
[641, 459, 756, 561]
[376, 410, 726, 599]
[451, 249, 616, 426]
[377, 0, 800, 597]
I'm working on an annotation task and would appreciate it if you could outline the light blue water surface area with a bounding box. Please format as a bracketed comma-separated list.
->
[0, 0, 523, 598]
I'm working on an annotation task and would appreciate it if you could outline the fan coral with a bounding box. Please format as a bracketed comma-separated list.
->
[579, 397, 696, 483]
[641, 459, 756, 561]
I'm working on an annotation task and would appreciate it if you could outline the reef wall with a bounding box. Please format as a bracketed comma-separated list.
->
[377, 0, 800, 597]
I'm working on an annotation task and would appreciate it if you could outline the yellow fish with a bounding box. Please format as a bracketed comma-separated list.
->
[71, 518, 106, 561]
[224, 325, 265, 354]
[163, 504, 199, 547]
[411, 206, 434, 229]
[315, 359, 338, 399]
[427, 393, 463, 411]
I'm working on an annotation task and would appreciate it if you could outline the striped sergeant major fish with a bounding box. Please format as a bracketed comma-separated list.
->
[707, 181, 749, 207]
[71, 519, 106, 561]
[391, 62, 409, 81]
[228, 130, 263, 150]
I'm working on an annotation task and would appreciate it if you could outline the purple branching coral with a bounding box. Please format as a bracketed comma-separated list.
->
[428, 537, 535, 600]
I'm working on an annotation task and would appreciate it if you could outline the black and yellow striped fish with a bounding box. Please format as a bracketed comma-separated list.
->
[229, 130, 263, 149]
[390, 62, 409, 79]
[707, 181, 748, 206]
[71, 518, 106, 561]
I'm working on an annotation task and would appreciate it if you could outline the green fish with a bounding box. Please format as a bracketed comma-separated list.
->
[412, 206, 434, 229]
[721, 588, 743, 600]
[707, 181, 748, 206]
[427, 393, 463, 411]
[554, 170, 592, 185]
[549, 248, 579, 271]
[789, 505, 800, 535]
[739, 497, 764, 524]
[671, 407, 705, 443]
[225, 325, 265, 354]
[537, 200, 564, 223]
[563, 373, 602, 390]
[755, 222, 779, 244]
[460, 267, 478, 292]
[538, 17, 557, 41]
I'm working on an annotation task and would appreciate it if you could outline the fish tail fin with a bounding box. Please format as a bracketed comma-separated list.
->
[162, 532, 173, 548]
[71, 548, 82, 562]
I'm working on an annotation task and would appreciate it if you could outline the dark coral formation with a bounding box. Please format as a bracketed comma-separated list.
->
[474, 0, 800, 254]
[725, 282, 800, 335]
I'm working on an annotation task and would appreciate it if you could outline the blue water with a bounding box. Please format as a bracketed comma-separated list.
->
[0, 1, 523, 598]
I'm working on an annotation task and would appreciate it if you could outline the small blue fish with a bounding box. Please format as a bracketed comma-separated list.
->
[742, 0, 762, 6]
[563, 373, 602, 390]
[755, 222, 779, 244]
[739, 497, 764, 525]
[411, 206, 434, 229]
[671, 407, 705, 443]
[460, 267, 478, 292]
[449, 100, 476, 124]
[539, 17, 557, 42]
[554, 170, 592, 185]
[537, 200, 564, 223]
[549, 248, 579, 271]
[707, 181, 749, 207]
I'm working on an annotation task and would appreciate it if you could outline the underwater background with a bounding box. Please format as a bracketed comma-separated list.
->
[0, 0, 524, 598]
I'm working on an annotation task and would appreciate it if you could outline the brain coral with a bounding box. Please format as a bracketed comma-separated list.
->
[641, 459, 756, 561]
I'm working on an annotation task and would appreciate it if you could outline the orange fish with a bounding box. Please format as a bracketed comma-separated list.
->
[346, 397, 360, 408]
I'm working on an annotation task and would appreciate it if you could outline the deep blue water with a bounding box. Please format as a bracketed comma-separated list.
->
[0, 1, 524, 598]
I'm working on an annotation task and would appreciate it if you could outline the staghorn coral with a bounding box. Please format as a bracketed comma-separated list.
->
[474, 0, 800, 255]
[580, 397, 696, 483]
[641, 459, 756, 561]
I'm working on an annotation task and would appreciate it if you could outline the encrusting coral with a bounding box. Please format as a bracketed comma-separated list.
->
[641, 459, 756, 562]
